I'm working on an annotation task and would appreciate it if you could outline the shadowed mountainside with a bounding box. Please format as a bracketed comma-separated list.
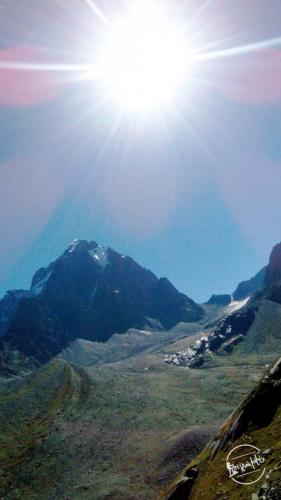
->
[0, 240, 203, 374]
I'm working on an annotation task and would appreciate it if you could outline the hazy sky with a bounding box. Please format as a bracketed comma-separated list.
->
[0, 0, 281, 302]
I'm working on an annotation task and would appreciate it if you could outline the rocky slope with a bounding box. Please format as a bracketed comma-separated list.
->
[233, 266, 266, 301]
[0, 347, 264, 500]
[0, 240, 203, 374]
[162, 243, 281, 499]
[165, 243, 281, 370]
[165, 355, 281, 499]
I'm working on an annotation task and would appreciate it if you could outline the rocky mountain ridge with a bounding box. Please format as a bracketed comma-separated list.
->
[165, 243, 281, 369]
[0, 239, 203, 374]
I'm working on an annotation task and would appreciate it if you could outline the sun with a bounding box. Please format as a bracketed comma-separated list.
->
[96, 2, 190, 112]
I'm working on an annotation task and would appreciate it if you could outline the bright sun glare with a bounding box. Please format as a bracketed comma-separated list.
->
[97, 3, 189, 112]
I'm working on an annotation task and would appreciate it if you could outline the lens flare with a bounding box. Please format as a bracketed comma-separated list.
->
[96, 2, 190, 112]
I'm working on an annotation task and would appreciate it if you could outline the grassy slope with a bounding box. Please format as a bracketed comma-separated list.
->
[0, 349, 266, 500]
[1, 299, 280, 499]
[0, 359, 89, 498]
[189, 406, 281, 500]
[165, 357, 281, 500]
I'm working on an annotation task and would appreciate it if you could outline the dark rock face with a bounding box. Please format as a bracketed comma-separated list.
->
[231, 242, 281, 306]
[206, 294, 232, 306]
[267, 283, 281, 304]
[208, 307, 256, 353]
[0, 290, 28, 338]
[188, 356, 205, 369]
[266, 242, 281, 286]
[166, 467, 199, 500]
[233, 266, 266, 301]
[210, 357, 281, 457]
[3, 298, 66, 363]
[0, 240, 203, 366]
[262, 243, 281, 305]
[221, 334, 244, 353]
[230, 243, 281, 302]
[164, 301, 256, 368]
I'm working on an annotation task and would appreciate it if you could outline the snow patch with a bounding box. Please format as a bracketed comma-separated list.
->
[226, 296, 250, 314]
[88, 245, 109, 268]
[68, 239, 79, 253]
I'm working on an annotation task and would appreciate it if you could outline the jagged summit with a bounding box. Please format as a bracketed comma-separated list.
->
[67, 239, 108, 259]
[30, 239, 110, 297]
[0, 239, 203, 372]
[233, 266, 266, 301]
[266, 242, 281, 286]
[206, 294, 232, 306]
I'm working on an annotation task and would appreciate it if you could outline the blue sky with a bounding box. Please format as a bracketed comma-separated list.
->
[0, 1, 280, 302]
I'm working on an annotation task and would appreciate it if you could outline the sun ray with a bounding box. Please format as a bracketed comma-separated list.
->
[0, 61, 96, 72]
[84, 0, 109, 24]
[196, 36, 281, 62]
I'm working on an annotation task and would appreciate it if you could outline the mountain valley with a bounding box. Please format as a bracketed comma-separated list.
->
[0, 240, 281, 499]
